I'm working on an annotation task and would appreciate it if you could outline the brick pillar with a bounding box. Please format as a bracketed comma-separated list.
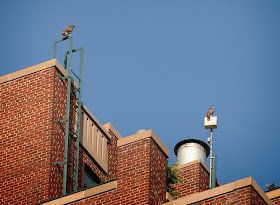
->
[117, 130, 169, 205]
[173, 160, 211, 198]
[0, 66, 56, 204]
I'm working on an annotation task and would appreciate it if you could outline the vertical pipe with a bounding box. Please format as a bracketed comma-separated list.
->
[209, 129, 213, 188]
[63, 35, 73, 195]
[74, 47, 84, 192]
[211, 154, 217, 188]
[53, 41, 57, 59]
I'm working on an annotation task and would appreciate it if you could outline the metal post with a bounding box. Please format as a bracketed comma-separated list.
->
[211, 154, 217, 188]
[62, 35, 73, 195]
[209, 129, 213, 188]
[73, 47, 83, 192]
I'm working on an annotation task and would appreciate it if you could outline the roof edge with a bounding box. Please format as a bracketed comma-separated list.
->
[162, 177, 273, 205]
[117, 129, 169, 157]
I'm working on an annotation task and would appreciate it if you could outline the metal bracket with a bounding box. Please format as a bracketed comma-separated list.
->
[58, 119, 69, 123]
[56, 161, 66, 166]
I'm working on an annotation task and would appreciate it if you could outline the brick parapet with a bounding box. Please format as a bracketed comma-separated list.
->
[163, 177, 273, 205]
[172, 160, 210, 199]
[266, 188, 280, 205]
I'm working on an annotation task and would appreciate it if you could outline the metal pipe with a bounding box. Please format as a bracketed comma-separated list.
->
[62, 35, 73, 195]
[209, 129, 213, 188]
[74, 47, 84, 192]
[211, 154, 217, 188]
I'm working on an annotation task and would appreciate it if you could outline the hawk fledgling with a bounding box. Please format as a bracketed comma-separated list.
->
[207, 107, 215, 121]
[62, 25, 76, 37]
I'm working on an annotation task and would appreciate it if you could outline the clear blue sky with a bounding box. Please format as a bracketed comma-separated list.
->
[1, 1, 280, 190]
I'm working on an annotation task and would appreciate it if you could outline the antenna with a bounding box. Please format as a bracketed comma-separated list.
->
[204, 109, 218, 189]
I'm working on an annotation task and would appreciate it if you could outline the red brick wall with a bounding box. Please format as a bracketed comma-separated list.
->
[273, 197, 280, 205]
[49, 67, 67, 198]
[0, 68, 56, 204]
[192, 186, 267, 205]
[107, 131, 118, 180]
[173, 162, 209, 198]
[149, 139, 167, 204]
[0, 66, 112, 204]
[70, 137, 168, 205]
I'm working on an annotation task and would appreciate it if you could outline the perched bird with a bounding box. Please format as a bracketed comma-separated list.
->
[207, 107, 215, 121]
[62, 25, 76, 37]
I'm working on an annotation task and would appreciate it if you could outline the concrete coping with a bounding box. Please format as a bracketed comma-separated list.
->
[117, 129, 170, 157]
[178, 159, 221, 186]
[103, 122, 123, 140]
[163, 176, 273, 205]
[266, 188, 280, 200]
[0, 59, 67, 84]
[166, 192, 174, 202]
[41, 181, 117, 205]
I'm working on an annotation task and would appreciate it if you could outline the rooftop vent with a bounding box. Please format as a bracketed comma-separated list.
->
[174, 139, 210, 165]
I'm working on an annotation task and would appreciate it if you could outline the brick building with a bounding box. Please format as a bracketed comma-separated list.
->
[0, 59, 279, 204]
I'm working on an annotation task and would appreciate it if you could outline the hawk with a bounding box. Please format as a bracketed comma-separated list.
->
[207, 107, 215, 121]
[62, 25, 76, 37]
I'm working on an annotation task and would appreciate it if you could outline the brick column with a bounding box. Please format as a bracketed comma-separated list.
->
[117, 130, 169, 205]
[0, 66, 56, 204]
[173, 160, 211, 198]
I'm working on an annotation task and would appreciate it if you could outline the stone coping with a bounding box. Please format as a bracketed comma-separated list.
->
[266, 188, 280, 200]
[178, 159, 221, 186]
[103, 122, 123, 139]
[41, 181, 117, 205]
[166, 192, 174, 202]
[0, 59, 67, 84]
[117, 129, 170, 157]
[162, 177, 273, 205]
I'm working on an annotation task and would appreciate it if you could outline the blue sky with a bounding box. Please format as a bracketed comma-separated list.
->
[1, 1, 280, 190]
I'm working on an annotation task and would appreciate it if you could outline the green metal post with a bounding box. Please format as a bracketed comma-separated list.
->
[53, 41, 57, 59]
[54, 36, 70, 59]
[210, 154, 217, 189]
[62, 35, 73, 195]
[73, 47, 84, 192]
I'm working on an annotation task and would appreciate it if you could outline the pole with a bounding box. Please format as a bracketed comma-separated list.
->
[209, 129, 213, 188]
[211, 154, 217, 188]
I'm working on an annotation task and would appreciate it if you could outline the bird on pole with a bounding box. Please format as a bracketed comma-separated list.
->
[207, 107, 215, 121]
[62, 25, 76, 37]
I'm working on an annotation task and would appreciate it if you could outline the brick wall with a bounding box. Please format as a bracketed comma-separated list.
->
[69, 134, 168, 205]
[106, 130, 118, 180]
[193, 186, 267, 205]
[0, 65, 114, 204]
[173, 160, 209, 198]
[0, 68, 56, 204]
[273, 197, 280, 205]
[117, 137, 167, 204]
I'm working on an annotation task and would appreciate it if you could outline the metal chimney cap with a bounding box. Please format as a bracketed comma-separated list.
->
[174, 139, 210, 157]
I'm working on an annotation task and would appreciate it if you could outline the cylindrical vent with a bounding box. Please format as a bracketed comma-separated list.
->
[135, 129, 146, 134]
[174, 139, 210, 165]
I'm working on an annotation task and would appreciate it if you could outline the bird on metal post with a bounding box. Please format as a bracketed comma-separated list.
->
[62, 25, 76, 37]
[207, 107, 215, 121]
